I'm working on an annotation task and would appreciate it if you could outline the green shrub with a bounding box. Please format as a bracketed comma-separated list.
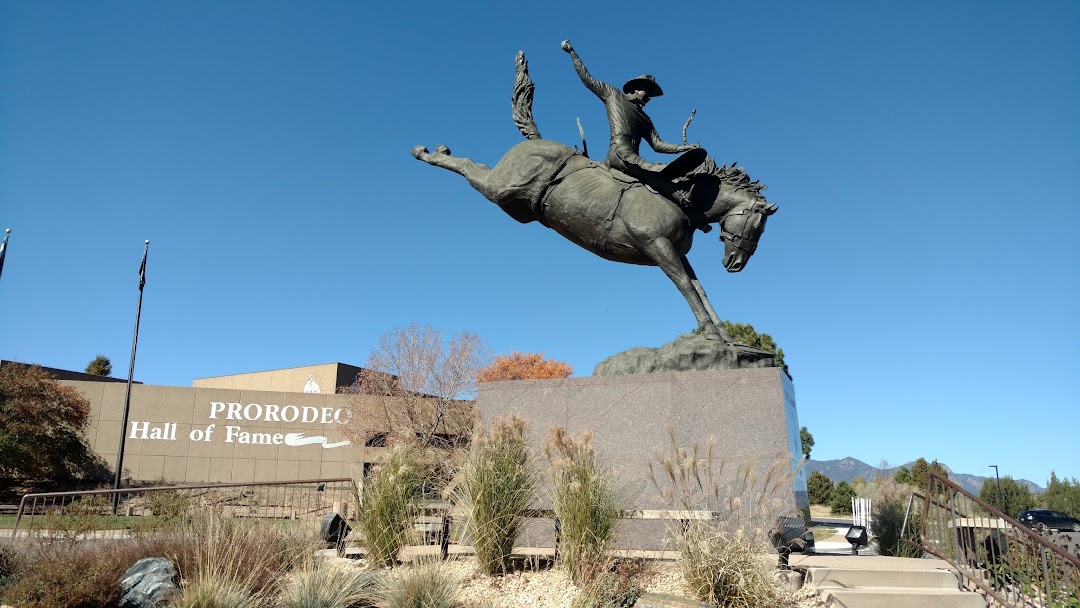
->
[0, 539, 171, 608]
[0, 542, 22, 583]
[39, 494, 110, 543]
[144, 479, 191, 523]
[871, 497, 923, 557]
[279, 561, 380, 608]
[358, 440, 439, 566]
[374, 562, 459, 608]
[829, 481, 855, 515]
[455, 415, 537, 575]
[571, 560, 649, 608]
[1, 510, 317, 608]
[544, 427, 623, 585]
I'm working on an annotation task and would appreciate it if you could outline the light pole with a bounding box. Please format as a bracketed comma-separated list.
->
[990, 465, 1003, 515]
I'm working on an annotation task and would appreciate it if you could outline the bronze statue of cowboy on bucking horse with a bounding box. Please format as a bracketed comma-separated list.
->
[411, 41, 777, 343]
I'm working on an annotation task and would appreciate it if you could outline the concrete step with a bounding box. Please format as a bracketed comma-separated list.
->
[819, 587, 986, 608]
[804, 567, 959, 590]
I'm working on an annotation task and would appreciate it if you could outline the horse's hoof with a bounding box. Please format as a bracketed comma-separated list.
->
[411, 145, 428, 160]
[699, 325, 723, 340]
[435, 144, 452, 155]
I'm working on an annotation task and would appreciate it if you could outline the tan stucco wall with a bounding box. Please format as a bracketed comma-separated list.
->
[192, 363, 345, 394]
[67, 380, 475, 485]
[70, 381, 365, 484]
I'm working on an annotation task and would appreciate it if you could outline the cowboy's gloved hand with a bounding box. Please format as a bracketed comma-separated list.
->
[561, 40, 574, 53]
[683, 143, 701, 151]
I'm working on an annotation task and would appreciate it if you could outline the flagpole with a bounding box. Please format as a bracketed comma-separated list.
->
[113, 240, 149, 514]
[0, 229, 10, 285]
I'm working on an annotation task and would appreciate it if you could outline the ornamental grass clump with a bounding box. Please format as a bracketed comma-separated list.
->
[172, 512, 291, 607]
[374, 561, 460, 608]
[648, 433, 799, 608]
[678, 523, 781, 608]
[545, 426, 623, 585]
[279, 560, 381, 608]
[174, 576, 262, 608]
[455, 414, 538, 575]
[358, 439, 440, 566]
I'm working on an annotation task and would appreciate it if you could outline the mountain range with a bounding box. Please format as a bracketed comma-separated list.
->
[804, 457, 1046, 496]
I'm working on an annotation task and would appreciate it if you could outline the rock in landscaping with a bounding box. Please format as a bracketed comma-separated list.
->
[633, 592, 714, 608]
[118, 557, 180, 608]
[773, 569, 804, 592]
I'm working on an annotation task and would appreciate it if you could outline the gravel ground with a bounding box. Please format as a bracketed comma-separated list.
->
[326, 557, 827, 608]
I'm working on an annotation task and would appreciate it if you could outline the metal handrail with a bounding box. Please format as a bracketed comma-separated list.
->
[11, 477, 354, 539]
[909, 471, 1079, 608]
[921, 472, 1080, 568]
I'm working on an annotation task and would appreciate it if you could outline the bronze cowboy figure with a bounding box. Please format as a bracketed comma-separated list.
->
[561, 39, 707, 206]
[411, 44, 777, 342]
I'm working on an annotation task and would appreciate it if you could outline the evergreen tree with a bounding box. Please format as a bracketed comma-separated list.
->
[807, 470, 833, 505]
[85, 355, 112, 377]
[894, 466, 913, 485]
[911, 458, 948, 491]
[830, 481, 856, 515]
[1043, 472, 1080, 519]
[979, 476, 1036, 516]
[800, 426, 814, 459]
[722, 321, 789, 377]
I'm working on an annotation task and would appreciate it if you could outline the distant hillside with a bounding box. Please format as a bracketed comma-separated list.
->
[805, 457, 1045, 495]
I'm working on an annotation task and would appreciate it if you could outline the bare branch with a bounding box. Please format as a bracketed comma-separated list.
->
[342, 323, 489, 448]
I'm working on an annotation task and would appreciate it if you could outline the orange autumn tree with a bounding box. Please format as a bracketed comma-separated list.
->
[478, 351, 573, 382]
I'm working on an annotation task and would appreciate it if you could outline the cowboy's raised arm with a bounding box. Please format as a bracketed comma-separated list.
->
[647, 127, 699, 154]
[561, 40, 617, 100]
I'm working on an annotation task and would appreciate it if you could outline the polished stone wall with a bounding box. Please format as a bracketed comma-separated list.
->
[476, 367, 806, 548]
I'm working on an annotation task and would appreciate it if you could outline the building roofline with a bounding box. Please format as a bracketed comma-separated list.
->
[192, 362, 364, 381]
[0, 359, 139, 384]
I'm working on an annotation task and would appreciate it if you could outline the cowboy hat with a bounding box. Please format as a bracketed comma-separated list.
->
[622, 74, 664, 97]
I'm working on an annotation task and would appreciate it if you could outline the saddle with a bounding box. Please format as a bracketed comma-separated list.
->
[641, 148, 713, 232]
[658, 147, 708, 180]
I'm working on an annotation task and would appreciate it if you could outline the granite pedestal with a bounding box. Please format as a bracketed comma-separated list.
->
[476, 367, 807, 550]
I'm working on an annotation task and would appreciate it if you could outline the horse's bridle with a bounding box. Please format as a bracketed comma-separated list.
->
[720, 204, 767, 255]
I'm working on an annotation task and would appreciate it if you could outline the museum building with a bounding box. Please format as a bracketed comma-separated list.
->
[7, 361, 469, 486]
[4, 360, 805, 515]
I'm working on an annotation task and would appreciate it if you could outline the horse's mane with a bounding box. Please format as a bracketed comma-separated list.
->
[686, 156, 767, 200]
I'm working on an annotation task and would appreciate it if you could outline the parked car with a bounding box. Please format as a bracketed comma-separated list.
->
[1017, 509, 1080, 532]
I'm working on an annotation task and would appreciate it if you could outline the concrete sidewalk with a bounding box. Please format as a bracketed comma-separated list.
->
[791, 551, 956, 574]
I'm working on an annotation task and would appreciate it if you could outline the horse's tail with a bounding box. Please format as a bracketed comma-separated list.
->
[512, 51, 542, 141]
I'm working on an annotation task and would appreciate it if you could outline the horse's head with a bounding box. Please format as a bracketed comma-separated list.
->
[719, 200, 777, 272]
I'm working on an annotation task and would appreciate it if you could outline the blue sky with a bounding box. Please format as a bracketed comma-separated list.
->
[2, 1, 1077, 486]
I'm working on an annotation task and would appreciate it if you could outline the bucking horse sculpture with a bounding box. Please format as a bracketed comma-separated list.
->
[411, 50, 777, 342]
